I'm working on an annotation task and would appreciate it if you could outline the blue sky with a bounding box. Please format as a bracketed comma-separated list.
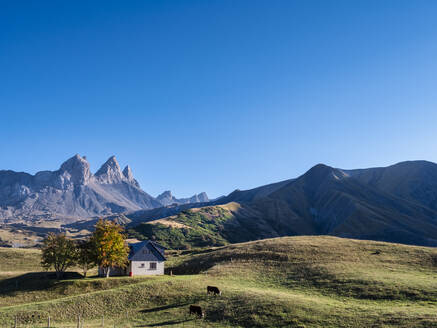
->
[1, 0, 437, 198]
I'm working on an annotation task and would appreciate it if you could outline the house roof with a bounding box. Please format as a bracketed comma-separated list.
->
[128, 240, 166, 261]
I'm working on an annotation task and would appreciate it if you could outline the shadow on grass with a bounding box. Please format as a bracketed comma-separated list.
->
[179, 247, 223, 256]
[135, 318, 195, 327]
[8, 223, 60, 235]
[140, 302, 191, 314]
[0, 271, 83, 295]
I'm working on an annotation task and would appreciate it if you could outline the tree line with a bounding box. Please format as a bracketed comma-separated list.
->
[41, 219, 130, 278]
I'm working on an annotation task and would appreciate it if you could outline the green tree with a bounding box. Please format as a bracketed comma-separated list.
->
[41, 233, 76, 279]
[76, 238, 96, 278]
[91, 219, 129, 278]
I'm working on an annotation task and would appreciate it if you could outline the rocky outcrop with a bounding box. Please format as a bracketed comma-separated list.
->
[156, 190, 209, 206]
[122, 165, 140, 188]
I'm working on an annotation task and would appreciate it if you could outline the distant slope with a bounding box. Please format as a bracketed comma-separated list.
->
[264, 164, 437, 245]
[131, 161, 437, 248]
[345, 160, 437, 211]
[217, 178, 294, 204]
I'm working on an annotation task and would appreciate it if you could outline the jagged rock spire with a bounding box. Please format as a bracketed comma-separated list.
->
[95, 155, 124, 184]
[59, 154, 91, 184]
[123, 165, 140, 188]
[123, 165, 134, 180]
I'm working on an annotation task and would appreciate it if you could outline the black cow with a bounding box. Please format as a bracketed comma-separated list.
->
[189, 305, 204, 318]
[207, 286, 221, 295]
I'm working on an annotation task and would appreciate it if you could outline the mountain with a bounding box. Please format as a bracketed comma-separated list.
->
[156, 190, 209, 206]
[131, 161, 437, 248]
[3, 157, 437, 248]
[344, 161, 437, 211]
[0, 155, 207, 223]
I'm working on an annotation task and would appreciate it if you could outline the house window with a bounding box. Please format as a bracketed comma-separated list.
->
[139, 263, 145, 268]
[149, 262, 157, 270]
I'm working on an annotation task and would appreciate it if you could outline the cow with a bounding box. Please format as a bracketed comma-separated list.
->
[189, 305, 204, 318]
[207, 286, 221, 296]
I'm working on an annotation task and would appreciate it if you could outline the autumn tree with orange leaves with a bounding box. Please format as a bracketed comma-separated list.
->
[91, 219, 130, 278]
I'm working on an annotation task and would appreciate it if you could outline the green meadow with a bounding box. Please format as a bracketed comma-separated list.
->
[0, 236, 436, 327]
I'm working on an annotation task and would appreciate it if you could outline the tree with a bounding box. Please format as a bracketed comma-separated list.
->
[91, 219, 129, 278]
[41, 233, 76, 279]
[76, 238, 95, 278]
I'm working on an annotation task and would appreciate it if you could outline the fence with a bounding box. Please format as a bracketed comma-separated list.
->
[1, 314, 134, 328]
[0, 312, 215, 328]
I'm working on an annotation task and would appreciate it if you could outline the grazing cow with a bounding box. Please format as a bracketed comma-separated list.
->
[189, 305, 204, 318]
[207, 286, 221, 295]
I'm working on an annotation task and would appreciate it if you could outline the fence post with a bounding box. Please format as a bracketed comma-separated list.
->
[77, 314, 81, 328]
[14, 315, 17, 328]
[48, 315, 50, 328]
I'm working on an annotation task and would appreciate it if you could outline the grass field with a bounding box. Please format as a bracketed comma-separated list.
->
[0, 236, 436, 327]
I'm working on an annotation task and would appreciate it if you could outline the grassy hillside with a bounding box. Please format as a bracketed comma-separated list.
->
[0, 236, 436, 327]
[128, 202, 294, 249]
[129, 203, 246, 249]
[0, 247, 42, 274]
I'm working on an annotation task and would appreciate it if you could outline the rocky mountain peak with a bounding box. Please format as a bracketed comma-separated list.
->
[122, 165, 134, 180]
[158, 190, 172, 198]
[95, 155, 123, 183]
[58, 154, 91, 184]
[122, 165, 140, 188]
[100, 155, 120, 171]
[299, 164, 347, 185]
[196, 192, 209, 202]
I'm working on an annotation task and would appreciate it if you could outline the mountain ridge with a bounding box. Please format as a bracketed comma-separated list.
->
[0, 154, 208, 223]
[131, 160, 437, 248]
[2, 157, 437, 248]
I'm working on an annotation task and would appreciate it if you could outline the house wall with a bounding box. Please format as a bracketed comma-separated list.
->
[130, 260, 164, 276]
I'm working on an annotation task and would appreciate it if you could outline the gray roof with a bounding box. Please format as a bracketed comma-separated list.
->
[128, 240, 166, 261]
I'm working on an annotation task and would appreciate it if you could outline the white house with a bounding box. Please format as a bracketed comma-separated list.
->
[98, 240, 166, 277]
